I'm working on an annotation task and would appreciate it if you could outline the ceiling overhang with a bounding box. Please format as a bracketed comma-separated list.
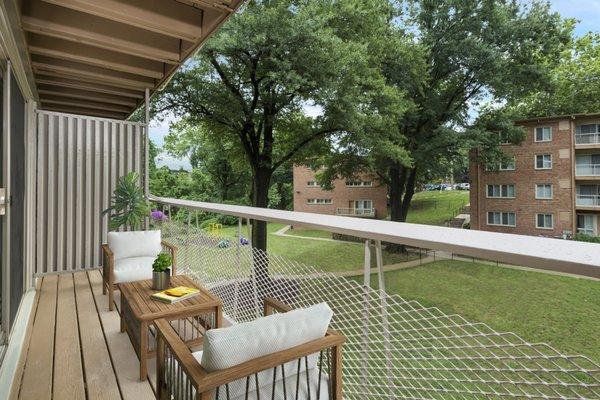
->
[19, 0, 243, 120]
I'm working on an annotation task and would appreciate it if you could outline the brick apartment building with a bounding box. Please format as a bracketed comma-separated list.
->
[293, 165, 388, 219]
[470, 112, 600, 238]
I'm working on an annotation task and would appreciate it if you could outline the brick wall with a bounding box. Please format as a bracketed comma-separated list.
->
[470, 119, 575, 237]
[292, 165, 388, 219]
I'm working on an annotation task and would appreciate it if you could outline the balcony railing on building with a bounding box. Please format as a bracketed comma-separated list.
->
[335, 207, 376, 217]
[575, 163, 600, 176]
[576, 194, 600, 207]
[575, 133, 600, 145]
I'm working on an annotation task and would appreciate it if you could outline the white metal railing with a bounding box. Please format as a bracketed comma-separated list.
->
[150, 195, 600, 278]
[576, 194, 600, 207]
[149, 196, 600, 400]
[335, 207, 376, 217]
[575, 133, 600, 145]
[575, 163, 600, 176]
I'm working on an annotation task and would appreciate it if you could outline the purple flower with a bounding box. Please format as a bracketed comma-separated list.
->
[150, 210, 168, 222]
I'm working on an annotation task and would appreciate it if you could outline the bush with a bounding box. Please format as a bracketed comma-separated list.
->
[572, 233, 600, 243]
[217, 214, 238, 226]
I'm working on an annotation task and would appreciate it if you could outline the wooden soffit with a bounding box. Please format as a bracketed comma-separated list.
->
[20, 0, 243, 119]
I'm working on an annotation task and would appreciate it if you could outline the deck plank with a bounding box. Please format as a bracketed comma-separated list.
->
[73, 271, 121, 400]
[87, 270, 156, 399]
[53, 274, 86, 399]
[18, 275, 58, 400]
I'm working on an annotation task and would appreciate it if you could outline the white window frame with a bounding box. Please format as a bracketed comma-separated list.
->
[306, 181, 319, 187]
[536, 213, 554, 230]
[307, 198, 332, 205]
[535, 154, 552, 170]
[345, 180, 373, 187]
[486, 184, 516, 199]
[535, 184, 553, 200]
[485, 156, 516, 172]
[534, 126, 552, 142]
[486, 211, 516, 227]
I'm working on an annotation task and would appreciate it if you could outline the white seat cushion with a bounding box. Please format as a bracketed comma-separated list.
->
[113, 256, 155, 284]
[108, 230, 162, 260]
[199, 303, 333, 398]
[200, 303, 333, 371]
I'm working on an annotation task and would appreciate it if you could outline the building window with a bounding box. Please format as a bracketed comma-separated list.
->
[346, 180, 373, 187]
[535, 184, 553, 199]
[535, 154, 552, 170]
[577, 214, 597, 235]
[485, 157, 516, 171]
[498, 131, 511, 144]
[536, 213, 554, 229]
[486, 184, 515, 198]
[307, 198, 332, 205]
[487, 212, 516, 227]
[535, 126, 552, 142]
[307, 181, 319, 187]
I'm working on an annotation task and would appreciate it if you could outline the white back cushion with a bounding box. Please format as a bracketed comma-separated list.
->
[200, 302, 333, 371]
[107, 230, 162, 260]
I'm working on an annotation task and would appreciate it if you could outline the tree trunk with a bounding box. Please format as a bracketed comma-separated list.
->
[388, 162, 407, 222]
[387, 163, 415, 254]
[250, 166, 272, 283]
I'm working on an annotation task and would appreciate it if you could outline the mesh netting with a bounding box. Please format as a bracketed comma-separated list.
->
[159, 219, 600, 400]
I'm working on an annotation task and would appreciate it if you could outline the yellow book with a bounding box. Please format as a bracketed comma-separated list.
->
[151, 286, 200, 304]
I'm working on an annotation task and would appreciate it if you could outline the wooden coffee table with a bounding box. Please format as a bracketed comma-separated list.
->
[118, 275, 222, 380]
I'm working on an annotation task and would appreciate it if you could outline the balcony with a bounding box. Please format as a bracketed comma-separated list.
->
[576, 194, 600, 209]
[575, 133, 600, 148]
[575, 163, 600, 178]
[7, 197, 600, 399]
[335, 207, 376, 218]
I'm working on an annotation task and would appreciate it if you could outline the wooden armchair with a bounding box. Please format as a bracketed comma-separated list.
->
[155, 298, 345, 400]
[102, 230, 177, 311]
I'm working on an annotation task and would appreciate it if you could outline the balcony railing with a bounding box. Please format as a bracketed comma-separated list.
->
[575, 163, 600, 176]
[576, 194, 600, 207]
[148, 195, 600, 400]
[575, 133, 600, 145]
[335, 207, 376, 217]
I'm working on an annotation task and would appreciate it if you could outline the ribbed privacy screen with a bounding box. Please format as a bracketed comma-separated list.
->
[35, 110, 146, 274]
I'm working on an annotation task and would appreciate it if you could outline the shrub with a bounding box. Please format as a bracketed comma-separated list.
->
[572, 233, 600, 244]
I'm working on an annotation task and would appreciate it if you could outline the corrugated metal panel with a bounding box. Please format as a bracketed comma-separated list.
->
[35, 110, 146, 274]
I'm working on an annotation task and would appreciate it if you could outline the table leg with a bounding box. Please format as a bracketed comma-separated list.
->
[120, 294, 125, 333]
[140, 321, 148, 380]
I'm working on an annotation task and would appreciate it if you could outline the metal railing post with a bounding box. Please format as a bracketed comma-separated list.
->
[375, 240, 393, 399]
[232, 217, 242, 321]
[362, 240, 371, 383]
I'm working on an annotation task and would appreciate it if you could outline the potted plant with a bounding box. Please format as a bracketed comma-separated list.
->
[152, 253, 172, 290]
[102, 171, 150, 231]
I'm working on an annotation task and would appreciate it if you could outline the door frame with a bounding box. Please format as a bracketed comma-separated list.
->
[1, 60, 11, 334]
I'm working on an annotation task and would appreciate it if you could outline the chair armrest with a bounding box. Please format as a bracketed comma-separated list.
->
[155, 316, 345, 399]
[161, 240, 178, 275]
[264, 297, 292, 316]
[101, 244, 115, 281]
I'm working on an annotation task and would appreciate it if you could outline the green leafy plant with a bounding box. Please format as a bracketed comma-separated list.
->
[102, 172, 150, 231]
[152, 253, 172, 273]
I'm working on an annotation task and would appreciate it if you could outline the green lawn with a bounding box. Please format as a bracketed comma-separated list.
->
[406, 190, 469, 225]
[350, 260, 600, 363]
[213, 223, 417, 272]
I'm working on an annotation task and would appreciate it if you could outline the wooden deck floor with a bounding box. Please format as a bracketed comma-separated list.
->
[13, 270, 156, 400]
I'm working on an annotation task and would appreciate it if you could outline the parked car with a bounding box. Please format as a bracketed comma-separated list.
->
[456, 182, 470, 190]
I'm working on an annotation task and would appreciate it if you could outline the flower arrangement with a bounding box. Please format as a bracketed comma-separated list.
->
[150, 209, 168, 223]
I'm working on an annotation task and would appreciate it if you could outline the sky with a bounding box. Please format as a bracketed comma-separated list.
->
[150, 0, 599, 170]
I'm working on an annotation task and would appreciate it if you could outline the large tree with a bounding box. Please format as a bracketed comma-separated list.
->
[156, 0, 401, 262]
[322, 0, 572, 235]
[510, 32, 600, 116]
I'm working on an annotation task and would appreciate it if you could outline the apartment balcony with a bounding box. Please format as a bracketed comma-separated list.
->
[575, 163, 600, 179]
[576, 194, 600, 210]
[575, 133, 600, 148]
[335, 207, 376, 218]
